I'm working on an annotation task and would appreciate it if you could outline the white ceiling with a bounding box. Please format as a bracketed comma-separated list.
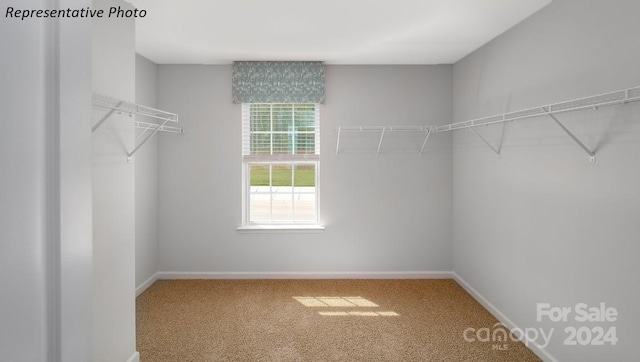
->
[132, 0, 551, 65]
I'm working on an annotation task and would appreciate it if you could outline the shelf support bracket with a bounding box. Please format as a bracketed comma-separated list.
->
[464, 123, 501, 157]
[135, 123, 154, 141]
[92, 101, 123, 133]
[419, 127, 432, 155]
[376, 128, 386, 156]
[126, 118, 171, 163]
[541, 107, 596, 163]
[497, 122, 506, 156]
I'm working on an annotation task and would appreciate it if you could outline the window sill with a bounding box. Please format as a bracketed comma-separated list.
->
[237, 224, 325, 233]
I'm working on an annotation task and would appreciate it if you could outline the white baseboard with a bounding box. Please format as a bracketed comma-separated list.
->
[136, 272, 159, 297]
[126, 351, 140, 362]
[452, 273, 558, 362]
[156, 271, 453, 280]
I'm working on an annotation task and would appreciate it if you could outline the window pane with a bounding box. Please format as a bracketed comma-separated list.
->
[271, 197, 293, 222]
[293, 194, 316, 222]
[296, 133, 315, 154]
[294, 164, 315, 187]
[249, 164, 269, 186]
[250, 133, 271, 155]
[293, 164, 315, 221]
[271, 164, 292, 186]
[250, 104, 271, 132]
[249, 164, 271, 222]
[249, 193, 270, 222]
[294, 104, 316, 132]
[272, 104, 293, 132]
[272, 134, 293, 154]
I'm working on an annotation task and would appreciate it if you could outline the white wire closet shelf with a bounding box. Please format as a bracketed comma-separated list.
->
[91, 93, 184, 162]
[336, 85, 640, 162]
[335, 126, 433, 155]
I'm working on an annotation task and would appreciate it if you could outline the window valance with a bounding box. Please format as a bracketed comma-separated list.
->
[232, 61, 325, 104]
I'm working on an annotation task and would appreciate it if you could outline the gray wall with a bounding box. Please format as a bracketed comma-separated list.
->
[0, 0, 93, 361]
[155, 65, 453, 275]
[452, 0, 640, 361]
[1, 6, 55, 361]
[92, 0, 137, 360]
[135, 54, 159, 290]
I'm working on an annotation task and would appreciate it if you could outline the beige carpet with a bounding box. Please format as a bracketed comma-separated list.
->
[136, 279, 541, 361]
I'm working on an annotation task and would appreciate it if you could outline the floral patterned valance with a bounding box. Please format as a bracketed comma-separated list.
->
[232, 61, 325, 104]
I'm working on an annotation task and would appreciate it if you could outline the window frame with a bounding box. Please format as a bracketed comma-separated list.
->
[240, 103, 322, 230]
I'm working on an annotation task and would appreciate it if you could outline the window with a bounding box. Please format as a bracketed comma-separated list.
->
[242, 103, 320, 227]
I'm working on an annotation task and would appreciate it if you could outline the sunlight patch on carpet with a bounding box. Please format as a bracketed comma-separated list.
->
[318, 311, 400, 317]
[293, 296, 379, 308]
[293, 296, 398, 316]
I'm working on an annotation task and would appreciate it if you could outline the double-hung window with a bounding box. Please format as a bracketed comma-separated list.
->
[242, 103, 320, 226]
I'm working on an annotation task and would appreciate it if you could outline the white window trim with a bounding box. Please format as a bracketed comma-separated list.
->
[240, 103, 323, 231]
[237, 224, 325, 233]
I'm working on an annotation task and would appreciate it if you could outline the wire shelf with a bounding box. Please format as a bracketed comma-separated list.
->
[91, 93, 183, 162]
[336, 85, 640, 162]
[92, 94, 179, 123]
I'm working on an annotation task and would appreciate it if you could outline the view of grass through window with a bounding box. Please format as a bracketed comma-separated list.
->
[250, 164, 315, 186]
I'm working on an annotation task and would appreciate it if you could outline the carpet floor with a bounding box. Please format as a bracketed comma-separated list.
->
[136, 279, 541, 361]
